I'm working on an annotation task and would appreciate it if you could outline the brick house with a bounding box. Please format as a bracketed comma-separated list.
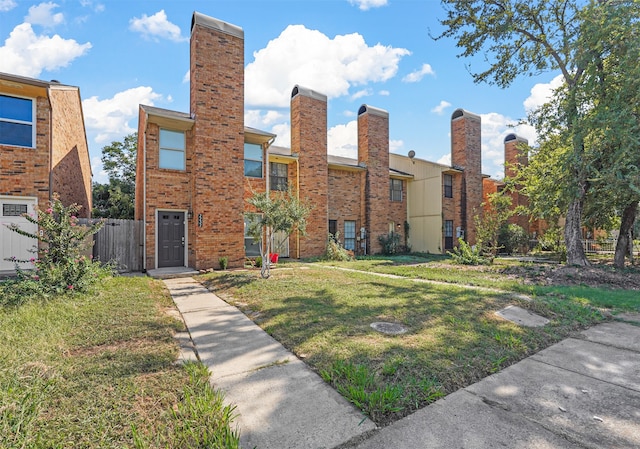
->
[0, 72, 92, 272]
[136, 12, 498, 271]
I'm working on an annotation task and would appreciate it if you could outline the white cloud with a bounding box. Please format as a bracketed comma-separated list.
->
[0, 0, 17, 12]
[25, 2, 64, 27]
[437, 153, 451, 166]
[182, 70, 189, 83]
[245, 25, 410, 107]
[431, 100, 451, 115]
[328, 120, 358, 158]
[402, 63, 435, 83]
[129, 10, 186, 42]
[0, 23, 91, 77]
[91, 155, 108, 184]
[82, 86, 162, 143]
[523, 74, 563, 112]
[378, 90, 390, 96]
[390, 139, 403, 153]
[480, 112, 536, 179]
[245, 109, 290, 147]
[348, 0, 388, 10]
[351, 88, 372, 100]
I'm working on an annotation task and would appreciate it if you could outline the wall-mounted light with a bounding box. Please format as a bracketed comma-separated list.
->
[187, 210, 193, 220]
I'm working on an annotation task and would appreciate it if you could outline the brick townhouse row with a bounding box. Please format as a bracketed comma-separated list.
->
[135, 12, 533, 271]
[0, 73, 92, 272]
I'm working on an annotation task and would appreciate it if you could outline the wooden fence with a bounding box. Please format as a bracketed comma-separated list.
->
[79, 219, 144, 272]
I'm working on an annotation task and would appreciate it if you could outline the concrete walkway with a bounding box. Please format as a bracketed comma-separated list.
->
[164, 277, 640, 449]
[164, 277, 376, 449]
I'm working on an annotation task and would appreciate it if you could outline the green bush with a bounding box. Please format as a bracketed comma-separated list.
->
[323, 233, 353, 261]
[2, 195, 111, 305]
[498, 224, 529, 255]
[378, 231, 402, 255]
[448, 238, 490, 265]
[218, 257, 228, 270]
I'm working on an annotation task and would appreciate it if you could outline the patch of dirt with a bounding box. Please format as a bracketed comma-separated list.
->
[500, 262, 640, 290]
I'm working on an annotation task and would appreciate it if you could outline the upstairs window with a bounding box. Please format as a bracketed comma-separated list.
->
[344, 220, 356, 251]
[270, 162, 288, 191]
[0, 94, 34, 148]
[244, 143, 263, 178]
[159, 129, 185, 170]
[444, 174, 453, 198]
[390, 178, 403, 202]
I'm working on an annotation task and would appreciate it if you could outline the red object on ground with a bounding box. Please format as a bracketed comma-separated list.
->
[270, 253, 279, 264]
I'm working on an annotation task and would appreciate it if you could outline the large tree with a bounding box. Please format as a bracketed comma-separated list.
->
[92, 133, 137, 219]
[438, 0, 591, 265]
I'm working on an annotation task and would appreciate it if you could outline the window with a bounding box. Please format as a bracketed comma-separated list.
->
[444, 220, 454, 250]
[3, 203, 27, 216]
[390, 178, 403, 202]
[443, 174, 453, 198]
[344, 220, 356, 251]
[0, 94, 34, 148]
[244, 214, 261, 256]
[270, 162, 288, 191]
[244, 143, 263, 178]
[159, 129, 185, 170]
[328, 219, 337, 241]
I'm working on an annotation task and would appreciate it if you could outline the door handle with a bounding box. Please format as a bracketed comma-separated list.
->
[181, 236, 185, 246]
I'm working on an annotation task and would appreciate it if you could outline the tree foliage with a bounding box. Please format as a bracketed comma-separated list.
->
[245, 188, 311, 278]
[92, 133, 137, 219]
[438, 0, 639, 267]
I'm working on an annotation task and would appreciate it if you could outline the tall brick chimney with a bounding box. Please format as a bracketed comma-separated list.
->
[504, 133, 530, 232]
[451, 108, 482, 245]
[358, 104, 390, 255]
[290, 85, 328, 257]
[190, 13, 245, 268]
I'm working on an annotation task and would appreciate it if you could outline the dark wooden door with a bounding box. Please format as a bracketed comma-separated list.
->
[158, 212, 185, 267]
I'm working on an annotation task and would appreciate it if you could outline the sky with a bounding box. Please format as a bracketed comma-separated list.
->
[0, 0, 563, 184]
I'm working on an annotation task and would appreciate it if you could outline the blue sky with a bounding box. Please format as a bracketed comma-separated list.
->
[1, 0, 562, 184]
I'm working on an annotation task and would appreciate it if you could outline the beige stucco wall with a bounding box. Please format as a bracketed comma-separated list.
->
[390, 153, 451, 254]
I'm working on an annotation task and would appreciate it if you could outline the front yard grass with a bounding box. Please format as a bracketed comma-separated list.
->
[199, 259, 638, 426]
[0, 276, 240, 449]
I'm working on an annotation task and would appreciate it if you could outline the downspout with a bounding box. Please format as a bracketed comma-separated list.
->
[48, 93, 53, 201]
[142, 122, 147, 272]
[296, 157, 300, 259]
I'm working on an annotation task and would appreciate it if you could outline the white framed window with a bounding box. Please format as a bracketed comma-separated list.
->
[390, 179, 403, 202]
[159, 129, 185, 170]
[244, 143, 263, 178]
[344, 220, 356, 251]
[0, 94, 35, 148]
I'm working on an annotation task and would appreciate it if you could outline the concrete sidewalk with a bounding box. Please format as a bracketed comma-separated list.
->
[164, 277, 376, 449]
[165, 277, 640, 449]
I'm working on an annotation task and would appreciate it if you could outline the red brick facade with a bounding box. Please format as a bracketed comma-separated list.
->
[0, 74, 92, 216]
[136, 11, 534, 270]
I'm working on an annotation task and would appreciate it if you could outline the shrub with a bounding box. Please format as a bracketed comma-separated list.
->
[378, 232, 402, 255]
[448, 238, 490, 265]
[218, 257, 228, 270]
[323, 233, 353, 261]
[498, 224, 529, 255]
[2, 195, 110, 305]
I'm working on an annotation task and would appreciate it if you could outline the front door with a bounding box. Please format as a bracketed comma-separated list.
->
[158, 212, 185, 267]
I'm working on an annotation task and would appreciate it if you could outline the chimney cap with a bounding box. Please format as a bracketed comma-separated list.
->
[358, 104, 388, 118]
[291, 85, 327, 102]
[191, 11, 243, 38]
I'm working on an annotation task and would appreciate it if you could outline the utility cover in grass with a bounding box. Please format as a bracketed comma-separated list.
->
[495, 305, 550, 327]
[370, 322, 408, 335]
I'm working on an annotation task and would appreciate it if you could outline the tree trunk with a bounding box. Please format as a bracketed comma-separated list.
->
[614, 202, 638, 268]
[564, 197, 590, 266]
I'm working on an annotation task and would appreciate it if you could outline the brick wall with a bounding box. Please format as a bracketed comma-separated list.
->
[328, 168, 364, 253]
[451, 109, 482, 245]
[291, 86, 328, 257]
[504, 134, 530, 232]
[358, 105, 393, 254]
[0, 95, 50, 211]
[190, 14, 246, 269]
[49, 86, 92, 217]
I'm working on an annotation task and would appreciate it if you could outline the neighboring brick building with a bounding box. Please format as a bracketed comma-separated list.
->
[136, 11, 517, 271]
[0, 72, 92, 272]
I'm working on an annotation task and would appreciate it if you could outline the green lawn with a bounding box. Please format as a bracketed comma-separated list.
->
[199, 258, 638, 425]
[0, 276, 240, 449]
